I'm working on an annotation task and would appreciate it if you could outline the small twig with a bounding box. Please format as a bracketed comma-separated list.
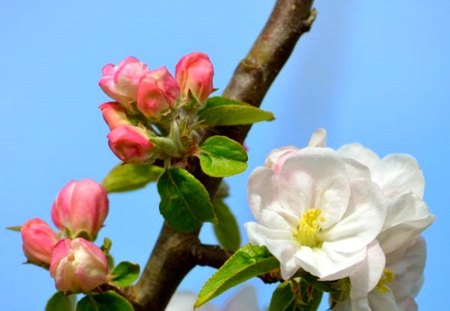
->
[191, 243, 233, 269]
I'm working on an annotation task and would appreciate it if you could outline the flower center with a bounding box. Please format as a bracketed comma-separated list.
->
[375, 268, 395, 294]
[294, 209, 324, 248]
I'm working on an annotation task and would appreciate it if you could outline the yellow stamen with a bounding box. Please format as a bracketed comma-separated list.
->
[294, 209, 323, 248]
[376, 268, 395, 293]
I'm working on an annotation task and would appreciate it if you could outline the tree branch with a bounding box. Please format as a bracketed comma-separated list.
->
[127, 0, 316, 309]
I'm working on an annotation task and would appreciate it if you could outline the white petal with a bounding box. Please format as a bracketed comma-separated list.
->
[279, 147, 351, 228]
[343, 158, 372, 181]
[368, 290, 401, 311]
[337, 143, 381, 173]
[324, 179, 386, 251]
[297, 245, 366, 279]
[375, 154, 425, 199]
[165, 291, 217, 311]
[244, 222, 300, 280]
[223, 287, 259, 311]
[379, 194, 434, 255]
[247, 166, 278, 222]
[388, 237, 426, 301]
[346, 241, 386, 302]
[264, 146, 299, 170]
[308, 128, 327, 147]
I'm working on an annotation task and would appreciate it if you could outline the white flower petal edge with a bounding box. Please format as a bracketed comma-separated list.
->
[246, 147, 386, 280]
[337, 144, 424, 199]
[223, 286, 260, 311]
[165, 291, 217, 311]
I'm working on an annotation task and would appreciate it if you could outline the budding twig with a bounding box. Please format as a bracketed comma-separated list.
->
[128, 0, 316, 309]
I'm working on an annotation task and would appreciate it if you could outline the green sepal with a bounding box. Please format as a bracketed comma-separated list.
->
[100, 237, 114, 270]
[213, 199, 241, 251]
[158, 168, 216, 232]
[195, 244, 279, 308]
[199, 136, 248, 177]
[76, 292, 133, 311]
[6, 225, 21, 232]
[198, 96, 274, 126]
[110, 261, 140, 287]
[102, 163, 163, 193]
[46, 292, 76, 311]
[269, 279, 323, 311]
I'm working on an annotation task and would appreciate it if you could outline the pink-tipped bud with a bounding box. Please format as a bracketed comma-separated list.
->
[265, 146, 300, 172]
[99, 102, 130, 130]
[175, 52, 214, 106]
[51, 179, 109, 241]
[21, 218, 59, 267]
[99, 56, 149, 112]
[50, 238, 108, 293]
[136, 67, 180, 120]
[107, 125, 155, 163]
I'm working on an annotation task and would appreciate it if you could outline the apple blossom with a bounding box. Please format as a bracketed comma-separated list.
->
[99, 56, 149, 112]
[50, 238, 108, 293]
[175, 52, 214, 105]
[21, 218, 59, 266]
[334, 237, 427, 311]
[99, 102, 131, 130]
[51, 179, 109, 241]
[137, 67, 180, 120]
[107, 125, 155, 163]
[245, 147, 387, 280]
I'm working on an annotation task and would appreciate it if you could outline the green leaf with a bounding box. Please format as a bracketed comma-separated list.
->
[102, 163, 163, 193]
[158, 168, 216, 232]
[195, 244, 279, 308]
[110, 261, 140, 287]
[76, 292, 133, 311]
[46, 292, 76, 311]
[198, 96, 274, 126]
[269, 279, 323, 311]
[199, 136, 248, 177]
[213, 200, 240, 251]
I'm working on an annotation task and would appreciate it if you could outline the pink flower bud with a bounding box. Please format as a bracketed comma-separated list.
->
[21, 218, 59, 266]
[175, 52, 214, 105]
[107, 125, 155, 163]
[51, 179, 109, 241]
[50, 238, 108, 293]
[99, 56, 149, 112]
[99, 102, 130, 130]
[136, 67, 180, 120]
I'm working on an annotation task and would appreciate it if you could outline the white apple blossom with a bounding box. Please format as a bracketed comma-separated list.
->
[165, 286, 259, 311]
[245, 146, 387, 280]
[334, 237, 427, 311]
[299, 129, 436, 310]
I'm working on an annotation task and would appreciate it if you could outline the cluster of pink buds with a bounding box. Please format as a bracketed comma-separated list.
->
[20, 179, 110, 293]
[98, 52, 214, 163]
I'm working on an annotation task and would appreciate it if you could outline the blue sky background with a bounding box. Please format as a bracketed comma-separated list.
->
[1, 1, 448, 310]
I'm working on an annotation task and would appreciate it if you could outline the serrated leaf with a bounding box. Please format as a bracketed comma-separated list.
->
[76, 292, 133, 311]
[110, 261, 140, 287]
[102, 163, 163, 193]
[213, 200, 240, 251]
[195, 244, 279, 308]
[199, 136, 248, 177]
[46, 292, 76, 311]
[269, 279, 323, 311]
[158, 168, 216, 232]
[198, 96, 274, 126]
